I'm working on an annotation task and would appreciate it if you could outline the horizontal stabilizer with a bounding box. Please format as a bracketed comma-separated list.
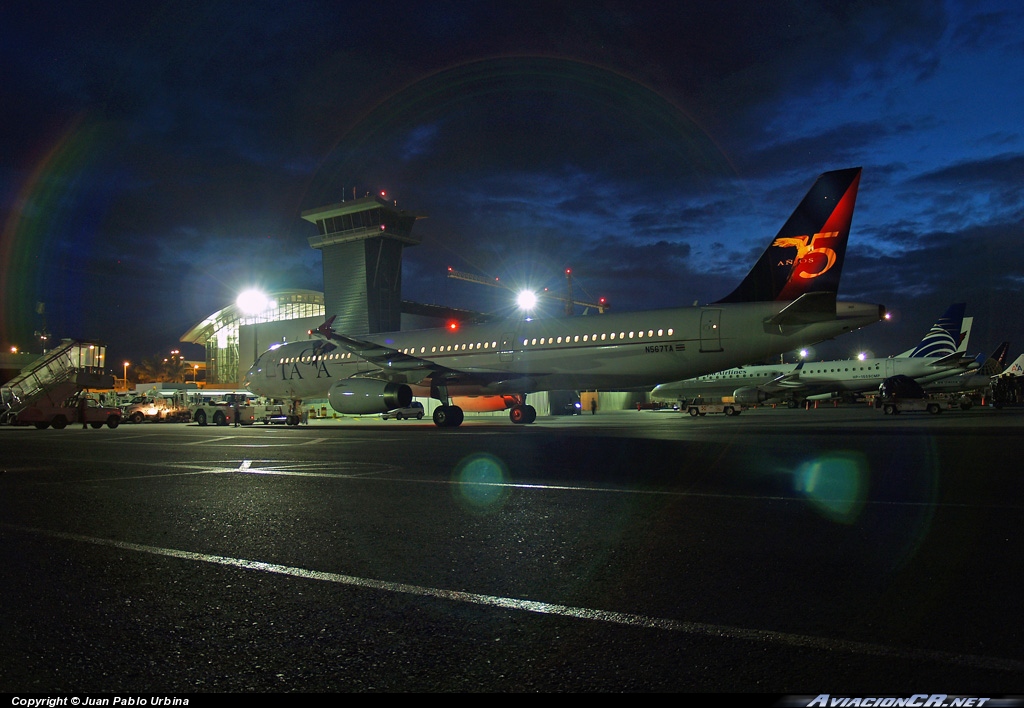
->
[929, 351, 974, 368]
[765, 291, 837, 326]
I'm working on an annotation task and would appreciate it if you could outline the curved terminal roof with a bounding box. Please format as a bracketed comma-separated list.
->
[180, 289, 325, 345]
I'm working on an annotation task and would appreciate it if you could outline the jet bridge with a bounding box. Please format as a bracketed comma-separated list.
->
[0, 340, 114, 422]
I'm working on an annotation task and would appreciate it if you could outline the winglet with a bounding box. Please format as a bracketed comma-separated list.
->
[310, 315, 337, 338]
[715, 167, 861, 303]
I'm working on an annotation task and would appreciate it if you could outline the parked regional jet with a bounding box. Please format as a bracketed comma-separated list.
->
[923, 342, 1011, 396]
[245, 167, 884, 427]
[650, 302, 975, 407]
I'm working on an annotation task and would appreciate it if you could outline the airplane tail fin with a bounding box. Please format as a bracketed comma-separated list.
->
[907, 303, 966, 358]
[714, 167, 862, 304]
[974, 342, 1011, 376]
[1001, 353, 1024, 378]
[991, 341, 1011, 370]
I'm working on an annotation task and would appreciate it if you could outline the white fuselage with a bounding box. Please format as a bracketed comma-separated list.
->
[652, 352, 970, 402]
[245, 300, 883, 402]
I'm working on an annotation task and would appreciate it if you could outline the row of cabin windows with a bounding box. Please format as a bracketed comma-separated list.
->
[704, 362, 885, 380]
[278, 327, 677, 363]
[279, 352, 355, 364]
[525, 328, 672, 347]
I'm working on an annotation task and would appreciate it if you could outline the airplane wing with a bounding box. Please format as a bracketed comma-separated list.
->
[310, 318, 508, 387]
[759, 361, 813, 394]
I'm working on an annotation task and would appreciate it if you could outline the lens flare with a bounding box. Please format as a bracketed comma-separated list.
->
[453, 453, 510, 512]
[794, 452, 868, 523]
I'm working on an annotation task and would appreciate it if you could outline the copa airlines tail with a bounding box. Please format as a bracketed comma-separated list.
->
[245, 168, 884, 427]
[895, 303, 967, 358]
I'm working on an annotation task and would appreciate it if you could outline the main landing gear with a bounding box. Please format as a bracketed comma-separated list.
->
[430, 385, 537, 427]
[508, 402, 536, 424]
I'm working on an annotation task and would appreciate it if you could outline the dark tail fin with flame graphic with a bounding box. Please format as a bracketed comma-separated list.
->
[715, 167, 861, 304]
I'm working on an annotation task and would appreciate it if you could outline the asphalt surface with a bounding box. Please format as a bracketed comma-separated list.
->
[3, 406, 1024, 693]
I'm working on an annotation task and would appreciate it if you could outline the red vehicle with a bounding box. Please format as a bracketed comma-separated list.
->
[17, 393, 122, 429]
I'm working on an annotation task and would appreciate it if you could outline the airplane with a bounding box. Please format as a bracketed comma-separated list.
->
[1001, 352, 1024, 378]
[244, 167, 885, 427]
[922, 341, 1011, 400]
[649, 302, 976, 408]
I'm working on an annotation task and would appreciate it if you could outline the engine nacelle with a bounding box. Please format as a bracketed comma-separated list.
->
[328, 379, 413, 414]
[733, 387, 770, 407]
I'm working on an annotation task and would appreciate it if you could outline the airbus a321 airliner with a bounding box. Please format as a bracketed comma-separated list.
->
[245, 167, 885, 427]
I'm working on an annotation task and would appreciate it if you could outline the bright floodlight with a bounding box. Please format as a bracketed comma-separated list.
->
[236, 288, 270, 315]
[516, 290, 538, 311]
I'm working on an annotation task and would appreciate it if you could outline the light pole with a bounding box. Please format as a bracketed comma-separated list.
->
[123, 361, 130, 392]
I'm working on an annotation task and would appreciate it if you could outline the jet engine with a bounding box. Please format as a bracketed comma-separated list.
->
[732, 387, 771, 407]
[328, 379, 413, 414]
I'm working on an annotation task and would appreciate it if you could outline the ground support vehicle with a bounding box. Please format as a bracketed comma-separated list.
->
[189, 393, 257, 426]
[16, 394, 122, 429]
[684, 398, 744, 417]
[121, 395, 191, 423]
[874, 375, 944, 415]
[253, 401, 288, 424]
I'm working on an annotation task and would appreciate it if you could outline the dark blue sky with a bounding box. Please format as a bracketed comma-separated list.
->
[2, 1, 1023, 366]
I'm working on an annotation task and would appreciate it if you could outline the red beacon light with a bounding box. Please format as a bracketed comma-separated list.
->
[447, 320, 459, 332]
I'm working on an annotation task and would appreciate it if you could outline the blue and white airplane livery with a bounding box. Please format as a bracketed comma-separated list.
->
[650, 302, 976, 408]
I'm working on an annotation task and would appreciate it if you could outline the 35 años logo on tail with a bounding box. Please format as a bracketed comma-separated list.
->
[773, 231, 839, 280]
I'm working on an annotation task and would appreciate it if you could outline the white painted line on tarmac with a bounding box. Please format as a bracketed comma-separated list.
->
[4, 522, 1024, 675]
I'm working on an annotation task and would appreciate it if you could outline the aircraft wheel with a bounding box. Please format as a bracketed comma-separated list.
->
[433, 405, 464, 428]
[195, 410, 207, 426]
[52, 416, 68, 430]
[130, 412, 144, 424]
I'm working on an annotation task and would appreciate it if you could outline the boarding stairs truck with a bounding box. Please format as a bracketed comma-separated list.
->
[2, 340, 118, 427]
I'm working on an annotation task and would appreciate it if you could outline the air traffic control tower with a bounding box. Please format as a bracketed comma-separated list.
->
[303, 194, 423, 335]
